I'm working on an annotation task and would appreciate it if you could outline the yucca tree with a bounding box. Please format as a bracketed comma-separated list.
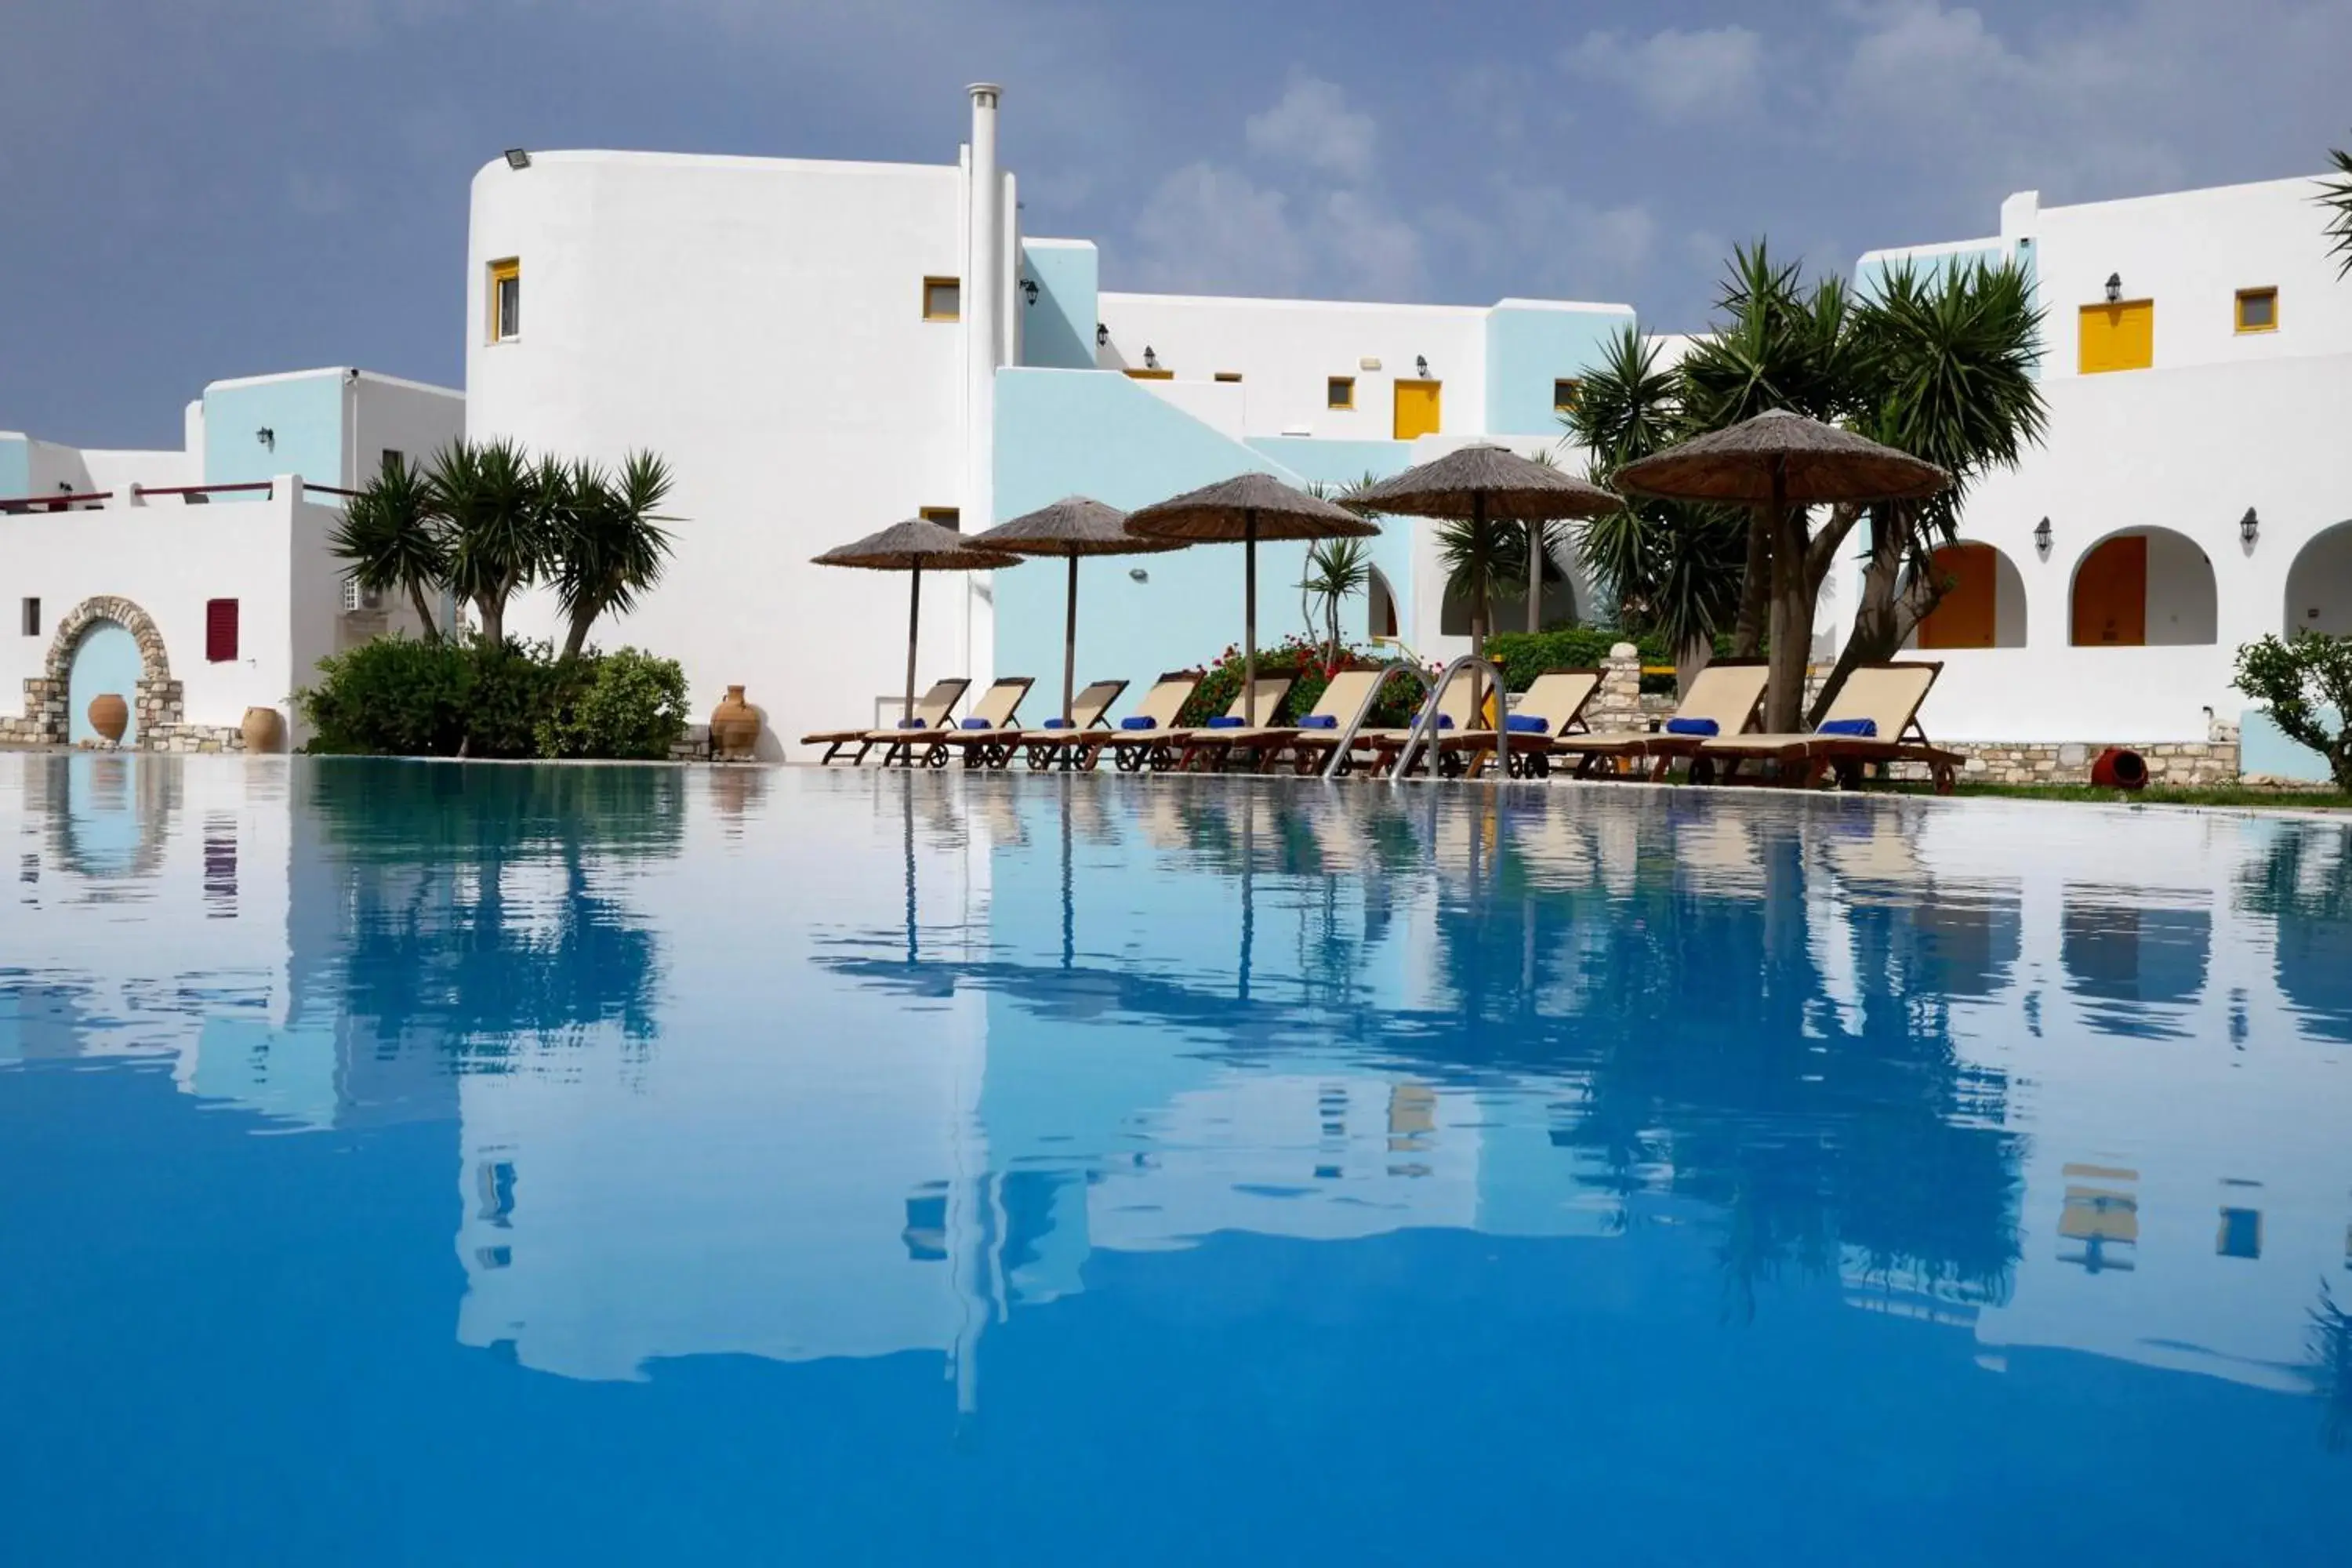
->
[429, 437, 553, 647]
[1435, 509, 1514, 691]
[1807, 259, 2045, 718]
[2321, 137, 2352, 278]
[1297, 535, 1372, 666]
[550, 451, 678, 660]
[1565, 325, 1748, 688]
[331, 455, 448, 641]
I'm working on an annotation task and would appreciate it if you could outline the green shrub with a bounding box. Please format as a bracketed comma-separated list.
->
[1486, 628, 1737, 694]
[1175, 636, 1429, 729]
[2235, 630, 2352, 791]
[537, 648, 690, 760]
[295, 637, 691, 761]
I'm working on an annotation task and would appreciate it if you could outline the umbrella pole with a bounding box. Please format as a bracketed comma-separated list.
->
[1526, 517, 1543, 634]
[1243, 511, 1259, 726]
[905, 561, 922, 729]
[1062, 554, 1079, 728]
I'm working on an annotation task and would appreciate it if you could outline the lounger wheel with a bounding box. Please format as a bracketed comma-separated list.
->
[1687, 755, 1718, 786]
[1931, 761, 1958, 796]
[924, 746, 949, 769]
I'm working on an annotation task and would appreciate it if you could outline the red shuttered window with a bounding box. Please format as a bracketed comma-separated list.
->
[205, 599, 239, 662]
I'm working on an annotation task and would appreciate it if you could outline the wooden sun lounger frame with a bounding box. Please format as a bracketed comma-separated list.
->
[906, 677, 1039, 768]
[1545, 659, 1770, 782]
[1692, 661, 1962, 794]
[800, 677, 971, 766]
[1066, 672, 1207, 773]
[1004, 679, 1131, 770]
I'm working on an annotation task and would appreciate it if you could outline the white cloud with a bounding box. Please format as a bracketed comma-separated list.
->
[1129, 162, 1312, 296]
[1243, 72, 1377, 183]
[1564, 25, 1765, 123]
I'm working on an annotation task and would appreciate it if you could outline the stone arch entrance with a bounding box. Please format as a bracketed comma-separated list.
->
[7, 596, 183, 748]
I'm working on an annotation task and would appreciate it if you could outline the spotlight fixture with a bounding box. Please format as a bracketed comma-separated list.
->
[2239, 506, 2259, 546]
[1143, 346, 1160, 370]
[503, 148, 532, 170]
[2033, 516, 2053, 556]
[1415, 354, 1429, 378]
[1095, 322, 1109, 347]
[256, 426, 275, 451]
[2103, 272, 2122, 304]
[1019, 278, 1039, 306]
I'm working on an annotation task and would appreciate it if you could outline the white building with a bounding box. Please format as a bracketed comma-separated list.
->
[0, 368, 461, 751]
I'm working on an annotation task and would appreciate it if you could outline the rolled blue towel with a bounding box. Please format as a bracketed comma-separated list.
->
[1207, 716, 1246, 729]
[1664, 717, 1719, 736]
[960, 717, 993, 730]
[1298, 714, 1339, 729]
[1436, 714, 1454, 730]
[1120, 716, 1159, 731]
[896, 718, 928, 729]
[1505, 715, 1548, 734]
[1042, 718, 1072, 729]
[1816, 717, 1878, 737]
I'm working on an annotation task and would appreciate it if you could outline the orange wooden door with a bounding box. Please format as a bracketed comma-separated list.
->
[1917, 544, 1996, 648]
[2071, 535, 2147, 646]
[1392, 379, 1442, 440]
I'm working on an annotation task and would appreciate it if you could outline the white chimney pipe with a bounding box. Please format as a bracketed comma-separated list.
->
[964, 82, 1004, 688]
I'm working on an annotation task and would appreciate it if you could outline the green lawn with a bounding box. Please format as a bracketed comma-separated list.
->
[1882, 780, 2351, 811]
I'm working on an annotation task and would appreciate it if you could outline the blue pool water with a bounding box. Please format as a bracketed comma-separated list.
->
[2, 753, 2348, 1564]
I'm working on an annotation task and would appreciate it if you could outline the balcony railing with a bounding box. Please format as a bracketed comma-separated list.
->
[0, 478, 355, 515]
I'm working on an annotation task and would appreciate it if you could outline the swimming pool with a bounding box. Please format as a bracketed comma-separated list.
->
[2, 753, 2346, 1563]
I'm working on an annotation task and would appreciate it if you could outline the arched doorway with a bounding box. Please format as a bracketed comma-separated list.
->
[1367, 567, 1400, 642]
[67, 622, 143, 744]
[2282, 519, 2352, 635]
[1441, 571, 1578, 636]
[2068, 528, 2216, 646]
[1909, 541, 2028, 648]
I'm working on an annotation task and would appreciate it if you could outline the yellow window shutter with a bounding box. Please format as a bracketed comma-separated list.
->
[2078, 302, 2153, 374]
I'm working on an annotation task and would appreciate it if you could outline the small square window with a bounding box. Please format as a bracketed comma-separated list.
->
[1327, 376, 1356, 410]
[1214, 372, 1243, 383]
[380, 448, 404, 475]
[2234, 287, 2277, 334]
[1554, 378, 1583, 413]
[919, 506, 960, 532]
[21, 597, 39, 637]
[2217, 1207, 2262, 1260]
[488, 260, 520, 341]
[205, 598, 239, 663]
[923, 277, 961, 321]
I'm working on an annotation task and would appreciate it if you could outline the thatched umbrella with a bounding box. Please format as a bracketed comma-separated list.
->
[813, 518, 1019, 727]
[1614, 410, 1947, 731]
[968, 496, 1187, 728]
[1127, 473, 1378, 726]
[1355, 445, 1622, 723]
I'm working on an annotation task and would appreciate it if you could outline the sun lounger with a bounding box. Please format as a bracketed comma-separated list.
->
[1439, 668, 1602, 778]
[1550, 659, 1769, 781]
[1693, 660, 1962, 793]
[902, 677, 1036, 768]
[800, 677, 969, 765]
[1001, 679, 1131, 769]
[1069, 672, 1204, 772]
[1347, 675, 1484, 776]
[1096, 675, 1291, 773]
[1185, 668, 1387, 774]
[1160, 677, 1298, 771]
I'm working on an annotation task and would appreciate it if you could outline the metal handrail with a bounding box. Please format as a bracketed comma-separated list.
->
[1388, 655, 1509, 782]
[1319, 656, 1437, 780]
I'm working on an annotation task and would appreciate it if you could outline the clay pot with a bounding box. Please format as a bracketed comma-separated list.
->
[710, 685, 761, 760]
[242, 706, 285, 755]
[2089, 746, 2148, 791]
[88, 692, 128, 744]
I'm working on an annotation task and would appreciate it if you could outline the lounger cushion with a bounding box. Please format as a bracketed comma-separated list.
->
[1505, 715, 1548, 734]
[961, 717, 991, 730]
[1664, 717, 1719, 736]
[1120, 717, 1159, 731]
[1207, 717, 1245, 729]
[897, 718, 927, 729]
[1043, 718, 1071, 729]
[1299, 714, 1339, 729]
[1817, 717, 1878, 737]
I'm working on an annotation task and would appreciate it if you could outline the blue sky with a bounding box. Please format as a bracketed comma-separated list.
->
[5, 0, 2347, 448]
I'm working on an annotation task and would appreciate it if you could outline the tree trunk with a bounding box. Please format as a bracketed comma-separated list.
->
[477, 597, 503, 648]
[407, 581, 441, 644]
[1808, 506, 1950, 725]
[561, 608, 594, 663]
[1675, 633, 1715, 699]
[1730, 507, 1773, 658]
[1526, 521, 1544, 633]
[1762, 466, 1811, 735]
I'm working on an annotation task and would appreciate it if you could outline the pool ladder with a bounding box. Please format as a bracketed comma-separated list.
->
[1318, 655, 1512, 782]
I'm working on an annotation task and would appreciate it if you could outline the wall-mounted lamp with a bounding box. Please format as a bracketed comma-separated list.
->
[1414, 354, 1429, 378]
[2103, 272, 2122, 303]
[1143, 345, 1160, 370]
[256, 426, 276, 451]
[1128, 567, 1149, 583]
[503, 148, 532, 170]
[2033, 516, 2053, 556]
[2239, 506, 2259, 546]
[1095, 322, 1109, 347]
[1019, 278, 1039, 306]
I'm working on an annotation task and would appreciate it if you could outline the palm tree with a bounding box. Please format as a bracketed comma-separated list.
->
[1435, 508, 1515, 720]
[1297, 535, 1371, 666]
[1565, 325, 1748, 688]
[428, 437, 552, 648]
[331, 455, 448, 641]
[2321, 136, 2352, 278]
[550, 451, 678, 661]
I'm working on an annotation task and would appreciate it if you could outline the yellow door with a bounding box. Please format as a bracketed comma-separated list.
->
[2078, 301, 2153, 374]
[2071, 535, 2147, 646]
[1392, 379, 1441, 440]
[1917, 544, 1997, 648]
